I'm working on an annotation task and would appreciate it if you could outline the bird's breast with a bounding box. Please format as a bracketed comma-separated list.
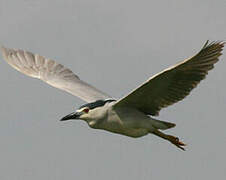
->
[90, 106, 149, 137]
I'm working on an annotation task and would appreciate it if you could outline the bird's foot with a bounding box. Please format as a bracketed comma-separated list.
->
[167, 135, 186, 151]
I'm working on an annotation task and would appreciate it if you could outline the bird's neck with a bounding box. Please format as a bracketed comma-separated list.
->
[84, 119, 96, 128]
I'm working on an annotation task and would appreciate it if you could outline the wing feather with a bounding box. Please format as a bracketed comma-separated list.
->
[113, 41, 224, 116]
[1, 47, 111, 102]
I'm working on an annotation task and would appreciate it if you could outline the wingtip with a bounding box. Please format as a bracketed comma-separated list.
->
[0, 46, 19, 59]
[203, 40, 209, 48]
[0, 46, 8, 58]
[203, 40, 225, 47]
[201, 40, 225, 54]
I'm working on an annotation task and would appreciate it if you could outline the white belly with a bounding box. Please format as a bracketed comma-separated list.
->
[92, 106, 153, 138]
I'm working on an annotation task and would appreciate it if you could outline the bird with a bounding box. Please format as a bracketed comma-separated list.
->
[1, 41, 224, 151]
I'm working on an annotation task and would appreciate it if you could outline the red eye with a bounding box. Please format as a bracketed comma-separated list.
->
[83, 108, 89, 113]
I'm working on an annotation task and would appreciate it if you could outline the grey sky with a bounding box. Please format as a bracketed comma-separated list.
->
[0, 0, 226, 179]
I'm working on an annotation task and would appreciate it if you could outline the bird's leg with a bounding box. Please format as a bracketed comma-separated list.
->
[152, 129, 186, 151]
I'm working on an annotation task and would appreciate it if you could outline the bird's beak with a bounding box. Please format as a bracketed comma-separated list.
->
[60, 112, 82, 121]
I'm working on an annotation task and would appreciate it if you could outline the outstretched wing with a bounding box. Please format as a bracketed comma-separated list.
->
[113, 41, 224, 116]
[1, 46, 111, 102]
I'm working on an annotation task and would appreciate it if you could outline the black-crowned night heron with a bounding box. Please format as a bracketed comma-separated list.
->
[1, 41, 224, 150]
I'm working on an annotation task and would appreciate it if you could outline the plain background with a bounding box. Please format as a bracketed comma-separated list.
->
[0, 0, 226, 179]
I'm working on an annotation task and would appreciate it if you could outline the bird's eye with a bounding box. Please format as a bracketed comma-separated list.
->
[83, 108, 89, 113]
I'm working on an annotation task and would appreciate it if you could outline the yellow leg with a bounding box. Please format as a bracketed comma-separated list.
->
[152, 129, 186, 151]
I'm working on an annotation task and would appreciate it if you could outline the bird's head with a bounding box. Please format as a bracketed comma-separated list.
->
[60, 99, 116, 122]
[60, 106, 91, 121]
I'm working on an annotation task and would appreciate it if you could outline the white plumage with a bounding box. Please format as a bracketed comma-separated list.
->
[1, 47, 111, 102]
[1, 41, 224, 150]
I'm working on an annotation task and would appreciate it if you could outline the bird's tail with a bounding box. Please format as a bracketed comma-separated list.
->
[150, 119, 176, 130]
